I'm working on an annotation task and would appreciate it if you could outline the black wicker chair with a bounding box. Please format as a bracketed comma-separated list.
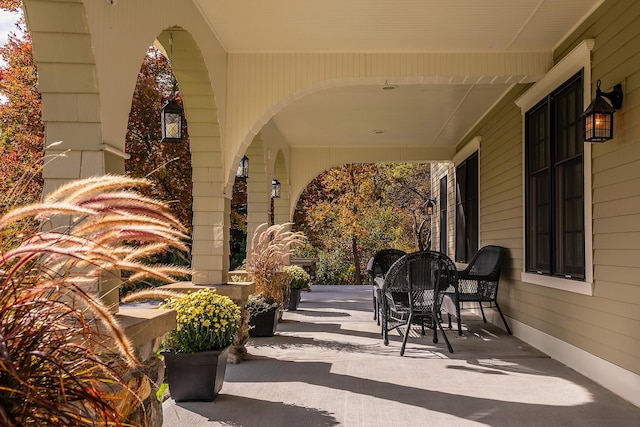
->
[366, 249, 406, 325]
[445, 245, 511, 335]
[377, 251, 459, 355]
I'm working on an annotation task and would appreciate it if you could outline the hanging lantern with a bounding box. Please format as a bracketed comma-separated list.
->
[160, 32, 183, 143]
[161, 99, 183, 142]
[271, 179, 281, 199]
[236, 155, 249, 178]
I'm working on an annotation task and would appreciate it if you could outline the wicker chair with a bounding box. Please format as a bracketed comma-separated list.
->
[366, 249, 406, 325]
[445, 245, 511, 335]
[377, 251, 459, 355]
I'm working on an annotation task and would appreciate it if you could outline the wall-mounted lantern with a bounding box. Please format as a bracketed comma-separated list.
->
[425, 198, 437, 216]
[583, 80, 623, 143]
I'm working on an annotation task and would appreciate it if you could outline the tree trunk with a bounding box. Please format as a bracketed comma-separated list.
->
[414, 212, 425, 251]
[352, 235, 362, 285]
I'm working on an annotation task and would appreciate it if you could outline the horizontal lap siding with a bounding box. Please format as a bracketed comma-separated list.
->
[468, 86, 527, 320]
[589, 0, 640, 374]
[551, 0, 640, 374]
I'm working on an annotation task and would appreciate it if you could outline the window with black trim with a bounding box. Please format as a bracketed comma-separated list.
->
[455, 152, 478, 263]
[439, 176, 448, 255]
[525, 71, 585, 280]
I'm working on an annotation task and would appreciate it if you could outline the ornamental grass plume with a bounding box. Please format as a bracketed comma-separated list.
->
[0, 175, 191, 426]
[246, 223, 306, 305]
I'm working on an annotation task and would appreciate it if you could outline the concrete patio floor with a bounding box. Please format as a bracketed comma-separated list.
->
[162, 285, 639, 426]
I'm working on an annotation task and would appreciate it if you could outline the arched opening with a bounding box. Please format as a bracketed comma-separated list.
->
[293, 162, 435, 286]
[122, 44, 193, 295]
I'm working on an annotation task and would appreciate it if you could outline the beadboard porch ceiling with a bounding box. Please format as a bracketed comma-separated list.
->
[195, 0, 603, 149]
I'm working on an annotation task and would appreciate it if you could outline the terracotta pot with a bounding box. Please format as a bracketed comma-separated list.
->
[162, 346, 229, 402]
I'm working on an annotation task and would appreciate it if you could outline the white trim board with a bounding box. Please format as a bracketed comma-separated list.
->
[511, 317, 640, 409]
[515, 38, 595, 294]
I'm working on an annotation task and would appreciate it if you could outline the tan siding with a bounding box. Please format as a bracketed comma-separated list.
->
[595, 232, 640, 250]
[458, 84, 528, 327]
[457, 0, 640, 377]
[558, 0, 640, 375]
[595, 279, 640, 303]
[594, 213, 640, 233]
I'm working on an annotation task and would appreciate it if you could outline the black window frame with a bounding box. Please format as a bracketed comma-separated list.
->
[525, 70, 585, 280]
[439, 176, 448, 255]
[455, 151, 479, 263]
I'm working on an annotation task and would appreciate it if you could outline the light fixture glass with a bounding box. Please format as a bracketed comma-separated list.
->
[271, 179, 281, 199]
[236, 155, 249, 178]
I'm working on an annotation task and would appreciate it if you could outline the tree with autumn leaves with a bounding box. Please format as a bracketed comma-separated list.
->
[294, 163, 432, 285]
[0, 4, 193, 268]
[124, 47, 192, 239]
[0, 5, 43, 214]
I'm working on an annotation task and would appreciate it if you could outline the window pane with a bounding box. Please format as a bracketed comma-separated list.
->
[466, 153, 478, 259]
[525, 71, 584, 279]
[526, 102, 550, 273]
[528, 172, 551, 273]
[556, 158, 585, 278]
[467, 195, 479, 258]
[455, 152, 478, 263]
[554, 73, 584, 278]
[440, 176, 448, 254]
[527, 103, 548, 172]
[455, 182, 466, 262]
[555, 76, 584, 161]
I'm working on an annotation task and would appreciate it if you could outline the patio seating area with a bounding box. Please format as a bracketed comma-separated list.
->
[163, 285, 639, 426]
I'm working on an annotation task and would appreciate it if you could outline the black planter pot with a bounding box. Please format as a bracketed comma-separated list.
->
[162, 346, 229, 402]
[249, 306, 279, 337]
[287, 289, 302, 310]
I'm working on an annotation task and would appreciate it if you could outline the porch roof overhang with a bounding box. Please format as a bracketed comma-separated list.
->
[195, 0, 603, 154]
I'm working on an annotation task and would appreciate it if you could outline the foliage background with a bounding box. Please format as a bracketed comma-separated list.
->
[0, 6, 193, 294]
[0, 7, 42, 217]
[293, 162, 432, 285]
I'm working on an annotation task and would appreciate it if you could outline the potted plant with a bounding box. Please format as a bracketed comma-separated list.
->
[246, 294, 280, 337]
[160, 288, 241, 401]
[284, 264, 311, 310]
[246, 223, 305, 332]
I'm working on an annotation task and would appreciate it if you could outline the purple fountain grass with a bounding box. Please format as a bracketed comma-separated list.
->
[0, 175, 192, 426]
[247, 223, 306, 306]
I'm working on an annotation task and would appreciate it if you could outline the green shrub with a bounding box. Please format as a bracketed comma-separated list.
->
[316, 249, 353, 285]
[246, 294, 279, 316]
[284, 265, 311, 290]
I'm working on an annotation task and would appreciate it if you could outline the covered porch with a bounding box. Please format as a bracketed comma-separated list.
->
[17, 0, 640, 415]
[163, 286, 639, 426]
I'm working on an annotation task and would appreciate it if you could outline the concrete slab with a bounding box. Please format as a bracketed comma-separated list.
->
[163, 285, 639, 426]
